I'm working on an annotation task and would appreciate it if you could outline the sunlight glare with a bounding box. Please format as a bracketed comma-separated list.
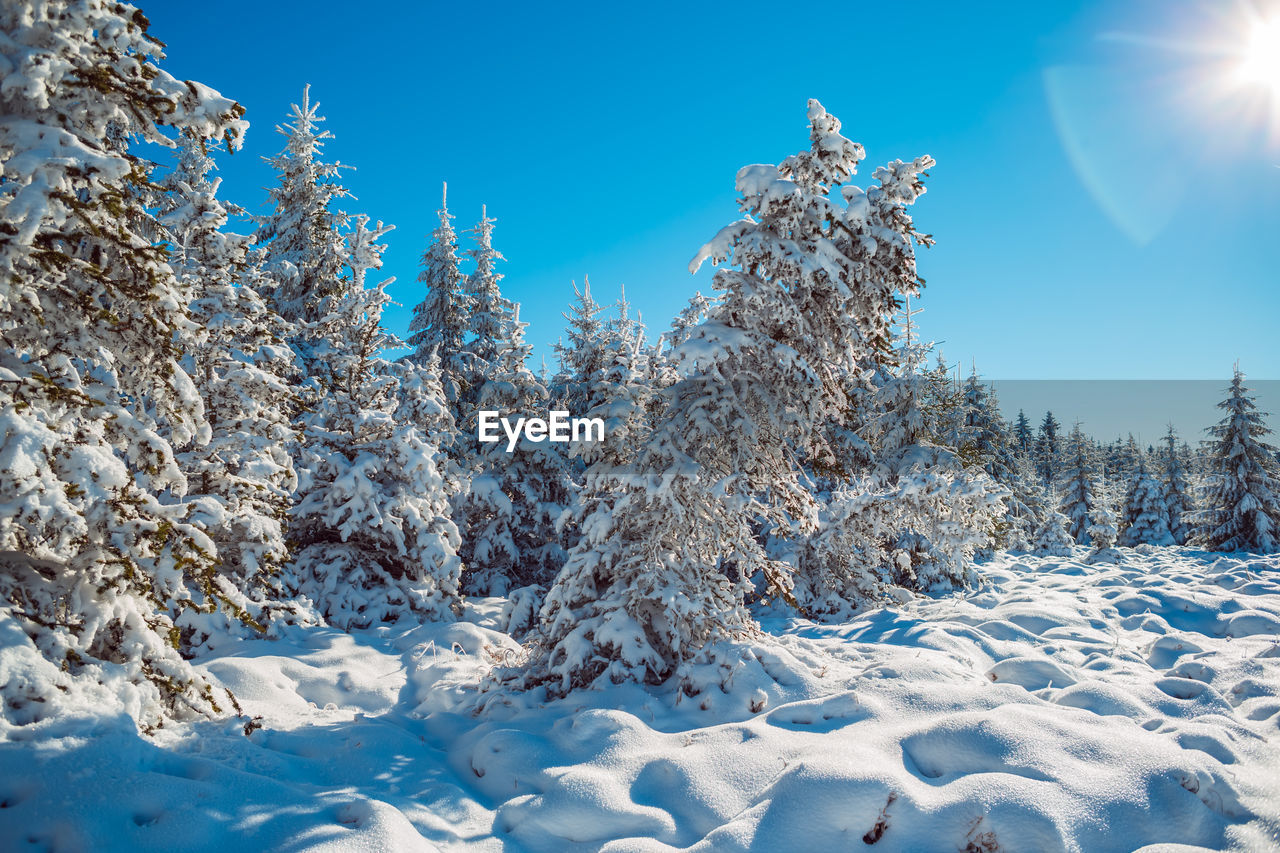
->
[1237, 17, 1280, 93]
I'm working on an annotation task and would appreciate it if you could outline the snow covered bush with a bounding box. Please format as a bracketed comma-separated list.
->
[792, 486, 901, 620]
[0, 0, 248, 724]
[1084, 505, 1121, 563]
[1088, 505, 1118, 550]
[1032, 509, 1076, 557]
[801, 316, 1008, 604]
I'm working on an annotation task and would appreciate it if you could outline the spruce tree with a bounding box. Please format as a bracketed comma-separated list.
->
[1004, 452, 1047, 551]
[255, 86, 351, 340]
[1088, 505, 1118, 550]
[960, 369, 1016, 483]
[1160, 424, 1193, 545]
[846, 322, 1006, 594]
[1034, 411, 1062, 486]
[0, 0, 247, 723]
[284, 216, 463, 626]
[551, 277, 609, 421]
[255, 92, 463, 626]
[462, 306, 572, 594]
[1191, 369, 1280, 552]
[1058, 423, 1098, 544]
[1085, 504, 1119, 563]
[159, 134, 302, 645]
[1031, 506, 1076, 557]
[407, 184, 472, 409]
[665, 292, 715, 352]
[463, 205, 509, 369]
[1013, 410, 1034, 458]
[508, 100, 937, 695]
[1118, 457, 1174, 547]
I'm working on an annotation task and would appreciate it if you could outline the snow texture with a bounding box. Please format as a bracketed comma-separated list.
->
[4, 549, 1279, 851]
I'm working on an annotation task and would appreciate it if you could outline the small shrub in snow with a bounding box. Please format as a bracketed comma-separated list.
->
[1032, 510, 1076, 557]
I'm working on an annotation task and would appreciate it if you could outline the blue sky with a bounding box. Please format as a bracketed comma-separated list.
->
[143, 0, 1278, 380]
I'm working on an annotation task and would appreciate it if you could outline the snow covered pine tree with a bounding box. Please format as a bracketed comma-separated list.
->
[1192, 368, 1280, 552]
[0, 0, 247, 724]
[1034, 411, 1062, 486]
[1159, 424, 1194, 545]
[407, 184, 472, 425]
[256, 93, 462, 628]
[1031, 505, 1077, 557]
[159, 133, 303, 648]
[459, 210, 571, 595]
[1058, 423, 1098, 545]
[499, 100, 940, 697]
[1118, 456, 1174, 547]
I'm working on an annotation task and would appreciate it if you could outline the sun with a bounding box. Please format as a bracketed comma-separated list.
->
[1237, 16, 1280, 94]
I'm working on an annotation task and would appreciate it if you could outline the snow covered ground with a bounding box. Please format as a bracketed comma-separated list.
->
[3, 548, 1280, 852]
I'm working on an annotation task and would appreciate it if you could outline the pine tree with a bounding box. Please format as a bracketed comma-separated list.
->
[159, 134, 302, 646]
[462, 303, 573, 594]
[255, 86, 351, 337]
[556, 302, 662, 575]
[284, 216, 463, 627]
[1034, 411, 1062, 486]
[1105, 434, 1142, 488]
[1013, 410, 1034, 458]
[450, 204, 511, 455]
[407, 184, 472, 409]
[1004, 457, 1045, 551]
[462, 205, 510, 373]
[1087, 504, 1118, 551]
[793, 485, 898, 620]
[551, 277, 609, 421]
[960, 369, 1016, 483]
[665, 292, 715, 352]
[0, 0, 247, 724]
[922, 354, 962, 448]
[1160, 424, 1193, 545]
[1191, 368, 1280, 552]
[506, 100, 937, 696]
[1118, 456, 1174, 547]
[1058, 423, 1098, 544]
[443, 209, 573, 594]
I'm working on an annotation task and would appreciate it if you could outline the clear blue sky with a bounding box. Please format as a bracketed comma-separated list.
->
[142, 0, 1278, 380]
